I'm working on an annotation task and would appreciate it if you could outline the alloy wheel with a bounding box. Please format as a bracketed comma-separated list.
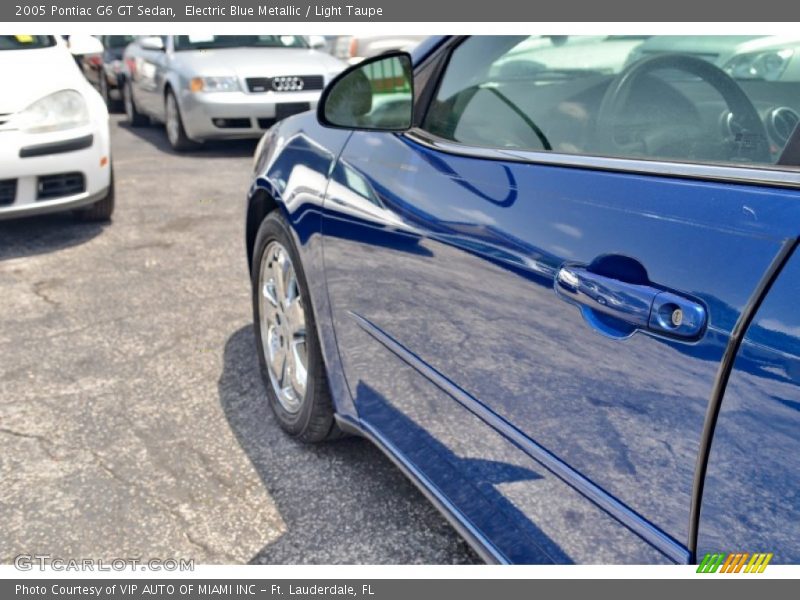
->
[165, 94, 180, 147]
[258, 241, 308, 414]
[124, 84, 133, 120]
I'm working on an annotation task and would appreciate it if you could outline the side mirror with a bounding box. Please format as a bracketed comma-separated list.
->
[308, 35, 327, 51]
[139, 36, 165, 52]
[67, 34, 104, 56]
[317, 52, 413, 132]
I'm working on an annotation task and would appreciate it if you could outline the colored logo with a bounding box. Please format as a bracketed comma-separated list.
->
[697, 553, 773, 573]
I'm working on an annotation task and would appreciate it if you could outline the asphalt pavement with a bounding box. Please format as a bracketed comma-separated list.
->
[0, 115, 479, 565]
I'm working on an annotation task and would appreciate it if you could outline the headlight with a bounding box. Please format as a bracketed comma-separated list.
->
[189, 76, 241, 93]
[724, 49, 795, 81]
[12, 89, 89, 133]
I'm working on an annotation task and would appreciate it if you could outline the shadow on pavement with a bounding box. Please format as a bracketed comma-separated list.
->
[218, 325, 480, 564]
[0, 213, 106, 261]
[117, 120, 259, 159]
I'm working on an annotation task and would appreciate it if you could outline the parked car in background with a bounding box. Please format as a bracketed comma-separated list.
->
[122, 35, 346, 151]
[331, 35, 427, 64]
[305, 35, 329, 52]
[628, 35, 800, 82]
[0, 35, 114, 221]
[245, 35, 800, 564]
[627, 35, 800, 152]
[77, 35, 136, 112]
[492, 35, 649, 75]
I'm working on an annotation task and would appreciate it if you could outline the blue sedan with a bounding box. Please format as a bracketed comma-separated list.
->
[244, 35, 800, 564]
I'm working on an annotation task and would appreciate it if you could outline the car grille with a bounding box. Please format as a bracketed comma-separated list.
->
[37, 172, 85, 201]
[0, 179, 16, 206]
[245, 75, 324, 93]
[0, 113, 11, 127]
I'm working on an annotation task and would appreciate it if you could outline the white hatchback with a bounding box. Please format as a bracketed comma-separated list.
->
[0, 35, 114, 221]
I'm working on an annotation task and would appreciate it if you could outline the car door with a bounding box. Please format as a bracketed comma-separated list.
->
[132, 36, 169, 117]
[697, 248, 800, 562]
[321, 36, 800, 563]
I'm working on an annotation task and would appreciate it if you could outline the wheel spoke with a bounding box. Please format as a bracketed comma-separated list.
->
[269, 337, 286, 383]
[261, 281, 280, 323]
[262, 279, 279, 306]
[288, 339, 307, 398]
[261, 303, 279, 331]
[271, 248, 290, 304]
[285, 298, 305, 337]
[286, 271, 299, 304]
[279, 345, 294, 398]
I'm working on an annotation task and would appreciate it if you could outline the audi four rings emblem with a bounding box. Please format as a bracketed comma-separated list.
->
[272, 76, 304, 91]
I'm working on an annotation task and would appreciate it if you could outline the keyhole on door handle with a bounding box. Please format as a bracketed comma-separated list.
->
[554, 254, 708, 341]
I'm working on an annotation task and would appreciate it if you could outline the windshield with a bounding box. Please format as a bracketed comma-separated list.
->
[104, 35, 136, 49]
[0, 35, 56, 51]
[173, 35, 308, 51]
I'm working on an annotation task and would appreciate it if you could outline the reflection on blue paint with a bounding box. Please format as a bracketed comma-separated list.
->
[247, 90, 800, 563]
[699, 250, 800, 562]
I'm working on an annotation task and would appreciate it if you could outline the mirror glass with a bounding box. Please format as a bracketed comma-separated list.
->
[321, 54, 413, 131]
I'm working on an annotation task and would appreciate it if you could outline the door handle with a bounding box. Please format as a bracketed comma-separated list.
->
[555, 265, 707, 340]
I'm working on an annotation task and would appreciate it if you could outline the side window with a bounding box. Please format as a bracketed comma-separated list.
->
[422, 35, 800, 168]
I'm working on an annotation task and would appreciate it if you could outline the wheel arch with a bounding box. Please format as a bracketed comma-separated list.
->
[246, 187, 280, 275]
[161, 74, 183, 118]
[163, 78, 176, 100]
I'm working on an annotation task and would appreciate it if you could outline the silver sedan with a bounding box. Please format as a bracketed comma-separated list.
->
[122, 35, 346, 150]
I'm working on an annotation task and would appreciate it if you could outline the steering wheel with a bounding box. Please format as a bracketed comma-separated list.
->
[594, 54, 770, 163]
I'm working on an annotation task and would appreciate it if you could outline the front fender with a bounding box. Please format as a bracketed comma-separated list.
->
[246, 112, 355, 417]
[246, 113, 352, 263]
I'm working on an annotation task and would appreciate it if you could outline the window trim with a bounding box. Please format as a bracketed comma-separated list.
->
[404, 127, 800, 189]
[411, 36, 462, 129]
[410, 35, 800, 190]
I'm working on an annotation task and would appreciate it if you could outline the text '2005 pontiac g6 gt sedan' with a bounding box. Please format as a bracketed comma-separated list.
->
[122, 35, 346, 151]
[245, 35, 800, 564]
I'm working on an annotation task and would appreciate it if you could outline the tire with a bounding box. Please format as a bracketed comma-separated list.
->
[251, 211, 343, 442]
[123, 81, 148, 127]
[164, 89, 198, 152]
[100, 74, 123, 113]
[76, 166, 115, 222]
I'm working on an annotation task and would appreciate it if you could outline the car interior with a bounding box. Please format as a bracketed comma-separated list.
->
[423, 36, 800, 167]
